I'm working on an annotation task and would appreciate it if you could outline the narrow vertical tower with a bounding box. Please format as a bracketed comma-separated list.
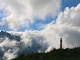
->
[60, 33, 63, 49]
[60, 37, 62, 49]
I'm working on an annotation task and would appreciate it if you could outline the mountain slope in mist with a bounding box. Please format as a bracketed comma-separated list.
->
[0, 31, 20, 41]
[12, 47, 80, 60]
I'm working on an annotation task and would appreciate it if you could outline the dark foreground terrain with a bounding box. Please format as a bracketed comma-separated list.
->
[12, 47, 80, 60]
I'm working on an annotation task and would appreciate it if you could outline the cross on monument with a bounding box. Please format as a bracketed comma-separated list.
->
[60, 33, 63, 49]
[60, 33, 63, 38]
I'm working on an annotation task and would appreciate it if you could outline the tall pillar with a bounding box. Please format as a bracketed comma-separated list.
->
[60, 38, 62, 49]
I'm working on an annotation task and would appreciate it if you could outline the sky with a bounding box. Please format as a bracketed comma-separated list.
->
[0, 0, 79, 31]
[0, 0, 80, 60]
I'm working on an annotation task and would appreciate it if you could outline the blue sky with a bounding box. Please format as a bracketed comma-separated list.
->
[62, 0, 80, 9]
[0, 0, 80, 31]
[29, 0, 80, 30]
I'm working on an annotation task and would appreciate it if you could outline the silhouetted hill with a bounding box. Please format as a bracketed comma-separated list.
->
[0, 31, 20, 41]
[12, 47, 80, 60]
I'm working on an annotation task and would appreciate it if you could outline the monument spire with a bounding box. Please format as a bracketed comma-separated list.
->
[60, 33, 63, 49]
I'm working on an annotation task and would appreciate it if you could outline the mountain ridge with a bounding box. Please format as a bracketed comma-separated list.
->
[0, 30, 20, 41]
[12, 47, 80, 60]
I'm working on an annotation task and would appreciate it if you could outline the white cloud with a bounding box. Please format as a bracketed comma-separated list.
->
[0, 38, 18, 48]
[0, 0, 61, 31]
[0, 38, 19, 60]
[32, 3, 80, 49]
[55, 3, 80, 47]
[3, 48, 18, 60]
[20, 30, 49, 52]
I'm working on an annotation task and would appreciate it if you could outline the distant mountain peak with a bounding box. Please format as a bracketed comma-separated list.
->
[0, 30, 21, 41]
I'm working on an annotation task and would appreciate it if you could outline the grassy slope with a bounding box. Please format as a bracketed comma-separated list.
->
[12, 47, 80, 60]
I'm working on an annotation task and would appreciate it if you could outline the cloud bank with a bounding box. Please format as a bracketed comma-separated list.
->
[0, 0, 61, 31]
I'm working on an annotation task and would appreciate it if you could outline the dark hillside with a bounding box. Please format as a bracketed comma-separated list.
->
[12, 47, 80, 60]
